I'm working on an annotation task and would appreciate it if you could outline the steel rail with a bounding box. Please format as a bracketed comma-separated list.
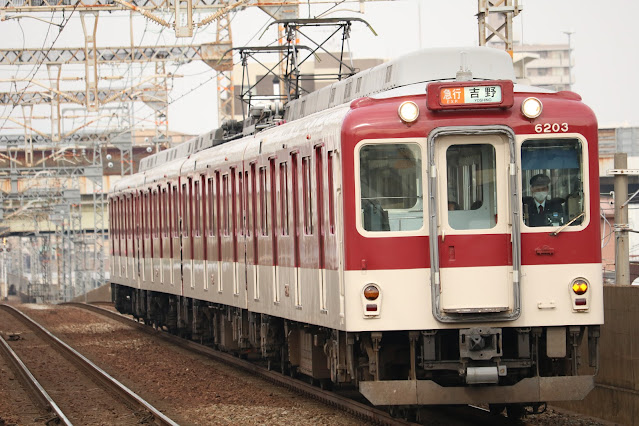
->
[66, 302, 412, 426]
[0, 304, 178, 426]
[0, 333, 72, 425]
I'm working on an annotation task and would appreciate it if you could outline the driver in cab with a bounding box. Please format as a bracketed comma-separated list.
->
[524, 173, 564, 227]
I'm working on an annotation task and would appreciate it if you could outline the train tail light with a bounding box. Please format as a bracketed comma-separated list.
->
[362, 284, 382, 317]
[364, 285, 380, 300]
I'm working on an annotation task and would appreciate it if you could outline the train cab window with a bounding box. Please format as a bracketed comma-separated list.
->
[521, 138, 584, 228]
[446, 144, 497, 230]
[359, 143, 423, 232]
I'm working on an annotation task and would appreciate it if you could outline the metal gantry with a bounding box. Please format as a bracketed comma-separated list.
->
[477, 0, 523, 55]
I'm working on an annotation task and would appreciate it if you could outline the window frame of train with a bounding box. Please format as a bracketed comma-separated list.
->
[355, 139, 426, 236]
[214, 171, 222, 262]
[259, 166, 269, 236]
[519, 136, 588, 231]
[161, 187, 168, 253]
[302, 155, 314, 235]
[109, 198, 115, 256]
[280, 161, 290, 236]
[181, 182, 189, 238]
[207, 177, 216, 239]
[327, 151, 337, 235]
[171, 184, 178, 239]
[222, 173, 230, 236]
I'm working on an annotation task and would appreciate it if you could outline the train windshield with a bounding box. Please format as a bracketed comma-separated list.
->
[521, 138, 584, 228]
[359, 143, 423, 232]
[446, 144, 498, 230]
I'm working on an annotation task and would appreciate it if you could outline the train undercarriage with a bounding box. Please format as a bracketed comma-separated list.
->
[112, 284, 600, 417]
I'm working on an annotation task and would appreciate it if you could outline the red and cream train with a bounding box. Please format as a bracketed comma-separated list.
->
[109, 47, 603, 415]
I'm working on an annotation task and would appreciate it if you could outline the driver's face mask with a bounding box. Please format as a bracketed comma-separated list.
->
[533, 190, 548, 203]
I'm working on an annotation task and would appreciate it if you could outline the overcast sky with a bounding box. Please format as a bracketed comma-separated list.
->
[1, 0, 638, 136]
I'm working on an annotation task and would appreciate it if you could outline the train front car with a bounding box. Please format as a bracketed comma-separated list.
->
[338, 48, 603, 412]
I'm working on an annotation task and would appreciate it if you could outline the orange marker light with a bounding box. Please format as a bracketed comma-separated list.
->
[572, 280, 588, 295]
[364, 285, 380, 301]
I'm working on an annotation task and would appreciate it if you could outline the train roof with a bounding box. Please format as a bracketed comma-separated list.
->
[124, 46, 530, 188]
[284, 46, 516, 122]
[138, 129, 225, 173]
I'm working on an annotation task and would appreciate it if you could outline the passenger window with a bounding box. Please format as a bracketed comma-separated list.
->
[521, 138, 584, 228]
[446, 144, 497, 230]
[359, 143, 423, 232]
[280, 162, 289, 236]
[302, 156, 313, 235]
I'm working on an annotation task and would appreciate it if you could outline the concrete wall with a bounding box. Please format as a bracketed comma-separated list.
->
[71, 283, 112, 304]
[556, 285, 639, 424]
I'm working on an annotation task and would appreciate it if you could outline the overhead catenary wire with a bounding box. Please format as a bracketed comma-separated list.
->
[0, 3, 80, 135]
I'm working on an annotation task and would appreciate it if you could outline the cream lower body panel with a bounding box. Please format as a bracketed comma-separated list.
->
[245, 264, 343, 330]
[343, 263, 603, 331]
[359, 375, 594, 405]
[184, 260, 246, 309]
[138, 257, 180, 296]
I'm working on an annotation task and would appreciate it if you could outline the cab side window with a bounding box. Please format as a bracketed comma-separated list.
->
[359, 143, 423, 232]
[521, 138, 584, 228]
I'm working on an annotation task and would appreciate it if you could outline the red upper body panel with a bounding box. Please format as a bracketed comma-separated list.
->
[340, 90, 601, 271]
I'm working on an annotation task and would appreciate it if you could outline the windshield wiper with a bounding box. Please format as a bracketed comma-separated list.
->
[550, 212, 585, 236]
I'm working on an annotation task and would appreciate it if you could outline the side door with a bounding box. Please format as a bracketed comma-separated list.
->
[429, 127, 521, 322]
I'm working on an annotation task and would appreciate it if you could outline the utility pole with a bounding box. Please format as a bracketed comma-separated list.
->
[612, 153, 630, 285]
[563, 30, 574, 91]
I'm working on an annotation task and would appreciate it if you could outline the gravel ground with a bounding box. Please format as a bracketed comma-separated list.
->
[0, 336, 47, 425]
[9, 302, 617, 426]
[0, 307, 145, 425]
[19, 304, 367, 425]
[525, 406, 615, 426]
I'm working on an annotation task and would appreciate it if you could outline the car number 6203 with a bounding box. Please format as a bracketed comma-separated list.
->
[535, 123, 569, 133]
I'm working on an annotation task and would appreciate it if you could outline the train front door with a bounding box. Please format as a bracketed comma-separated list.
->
[429, 128, 521, 322]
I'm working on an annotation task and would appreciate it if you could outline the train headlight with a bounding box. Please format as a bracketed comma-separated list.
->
[571, 279, 589, 295]
[521, 97, 543, 119]
[398, 101, 419, 123]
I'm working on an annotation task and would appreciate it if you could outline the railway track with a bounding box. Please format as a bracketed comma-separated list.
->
[67, 302, 525, 426]
[0, 303, 178, 426]
[0, 331, 69, 425]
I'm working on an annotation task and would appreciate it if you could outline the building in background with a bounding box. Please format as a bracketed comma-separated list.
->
[512, 43, 573, 91]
